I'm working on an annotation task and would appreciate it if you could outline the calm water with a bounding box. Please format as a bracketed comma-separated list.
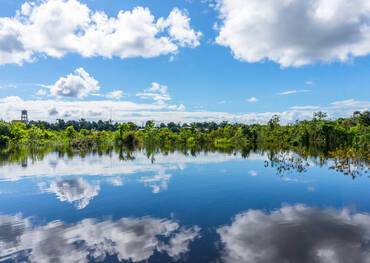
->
[0, 149, 369, 262]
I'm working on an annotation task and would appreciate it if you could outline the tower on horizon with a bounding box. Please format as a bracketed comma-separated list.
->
[21, 110, 28, 123]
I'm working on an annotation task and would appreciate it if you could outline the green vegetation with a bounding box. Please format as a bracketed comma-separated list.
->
[0, 111, 368, 179]
[0, 120, 115, 149]
[0, 111, 369, 158]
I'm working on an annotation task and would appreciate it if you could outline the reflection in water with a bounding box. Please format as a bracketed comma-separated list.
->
[0, 147, 368, 183]
[263, 150, 369, 179]
[140, 171, 172, 194]
[264, 152, 310, 175]
[0, 151, 245, 201]
[248, 170, 258, 177]
[39, 178, 100, 209]
[217, 205, 370, 263]
[0, 215, 200, 263]
[107, 176, 124, 186]
[0, 151, 241, 182]
[329, 149, 369, 179]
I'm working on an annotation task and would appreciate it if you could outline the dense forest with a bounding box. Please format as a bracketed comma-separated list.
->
[0, 111, 369, 158]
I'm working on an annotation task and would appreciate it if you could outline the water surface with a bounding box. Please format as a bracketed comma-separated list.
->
[0, 149, 369, 262]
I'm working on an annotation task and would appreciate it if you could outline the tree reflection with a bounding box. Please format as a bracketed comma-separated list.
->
[263, 148, 369, 179]
[329, 148, 369, 179]
[118, 146, 136, 161]
[0, 144, 368, 179]
[264, 151, 310, 175]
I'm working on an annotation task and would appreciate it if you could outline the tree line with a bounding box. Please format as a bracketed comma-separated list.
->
[0, 111, 369, 156]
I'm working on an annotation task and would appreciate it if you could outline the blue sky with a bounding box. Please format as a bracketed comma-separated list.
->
[0, 0, 369, 123]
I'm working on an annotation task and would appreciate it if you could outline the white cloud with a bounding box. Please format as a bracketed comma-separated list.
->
[50, 68, 100, 98]
[35, 89, 47, 96]
[329, 99, 370, 109]
[277, 89, 311, 95]
[246, 97, 258, 103]
[0, 0, 201, 65]
[290, 105, 320, 111]
[105, 90, 123, 100]
[216, 0, 370, 67]
[136, 82, 171, 104]
[177, 104, 186, 111]
[326, 99, 370, 116]
[158, 8, 202, 48]
[1, 96, 22, 103]
[39, 178, 100, 209]
[0, 214, 200, 263]
[0, 96, 368, 124]
[218, 205, 370, 262]
[0, 96, 187, 121]
[0, 17, 33, 64]
[167, 103, 186, 111]
[305, 81, 314, 86]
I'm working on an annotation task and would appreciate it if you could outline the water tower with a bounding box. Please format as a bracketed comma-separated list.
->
[21, 110, 28, 123]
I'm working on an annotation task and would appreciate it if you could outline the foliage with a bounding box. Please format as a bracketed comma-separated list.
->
[0, 111, 368, 157]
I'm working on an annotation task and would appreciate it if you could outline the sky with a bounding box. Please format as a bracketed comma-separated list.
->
[0, 0, 369, 124]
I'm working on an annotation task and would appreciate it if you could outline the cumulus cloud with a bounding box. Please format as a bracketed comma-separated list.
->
[39, 178, 100, 209]
[105, 90, 123, 100]
[167, 103, 186, 111]
[217, 204, 370, 262]
[0, 96, 187, 121]
[48, 107, 59, 116]
[216, 0, 370, 67]
[158, 8, 202, 48]
[0, 0, 201, 65]
[50, 68, 100, 98]
[35, 89, 47, 96]
[0, 17, 32, 64]
[136, 82, 171, 104]
[0, 96, 368, 124]
[177, 104, 186, 111]
[0, 214, 200, 263]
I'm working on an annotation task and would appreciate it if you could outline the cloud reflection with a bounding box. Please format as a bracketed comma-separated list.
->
[107, 177, 125, 186]
[0, 151, 249, 182]
[140, 171, 172, 194]
[217, 205, 370, 263]
[0, 151, 257, 198]
[39, 178, 100, 209]
[0, 215, 200, 263]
